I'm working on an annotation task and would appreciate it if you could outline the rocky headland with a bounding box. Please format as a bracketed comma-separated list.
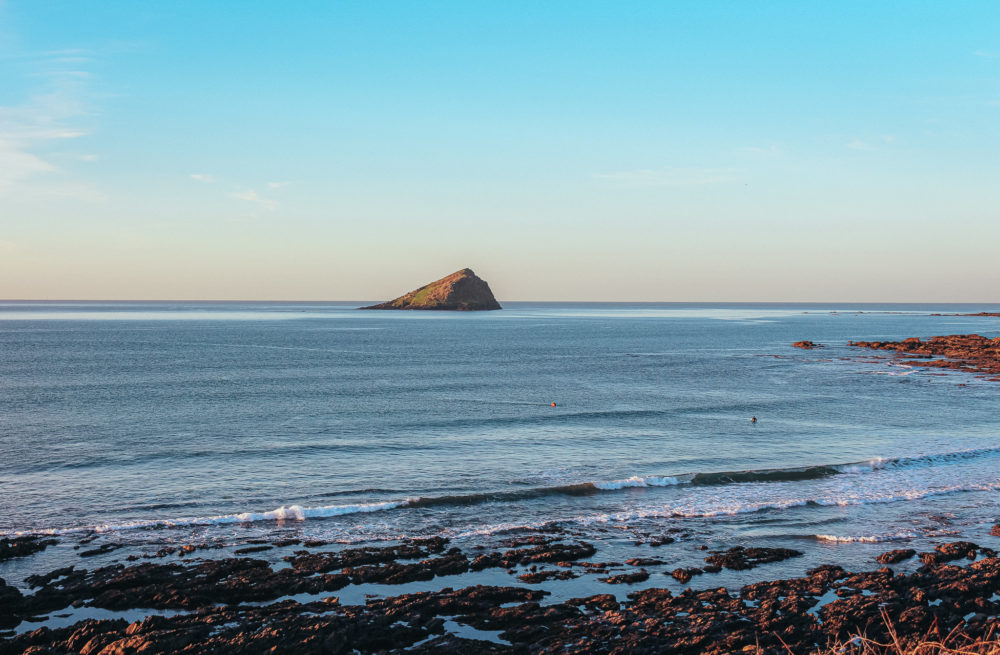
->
[360, 269, 501, 311]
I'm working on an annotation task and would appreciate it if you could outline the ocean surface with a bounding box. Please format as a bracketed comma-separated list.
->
[3, 301, 1000, 590]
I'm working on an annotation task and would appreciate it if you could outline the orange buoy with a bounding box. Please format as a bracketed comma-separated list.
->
[551, 402, 557, 407]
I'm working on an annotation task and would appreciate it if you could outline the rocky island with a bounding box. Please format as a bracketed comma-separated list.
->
[360, 268, 501, 311]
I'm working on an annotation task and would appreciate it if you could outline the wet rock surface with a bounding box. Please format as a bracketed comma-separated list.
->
[3, 539, 1000, 653]
[876, 548, 916, 564]
[849, 333, 1000, 378]
[703, 546, 803, 570]
[0, 537, 57, 563]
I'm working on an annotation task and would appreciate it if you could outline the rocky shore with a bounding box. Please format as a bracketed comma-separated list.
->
[3, 532, 1000, 654]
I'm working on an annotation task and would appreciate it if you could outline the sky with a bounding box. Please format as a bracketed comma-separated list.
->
[0, 1, 998, 302]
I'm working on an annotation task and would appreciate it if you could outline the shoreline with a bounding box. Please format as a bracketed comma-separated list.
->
[3, 529, 1000, 654]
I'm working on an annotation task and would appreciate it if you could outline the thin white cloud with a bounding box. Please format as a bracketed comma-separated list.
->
[0, 49, 99, 198]
[190, 173, 215, 183]
[593, 167, 742, 187]
[846, 139, 875, 151]
[228, 189, 276, 210]
[974, 49, 1000, 59]
[266, 181, 290, 189]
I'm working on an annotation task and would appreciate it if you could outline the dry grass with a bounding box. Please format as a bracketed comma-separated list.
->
[819, 608, 1000, 655]
[732, 608, 1000, 654]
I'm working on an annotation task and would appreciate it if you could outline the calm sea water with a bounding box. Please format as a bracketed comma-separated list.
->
[2, 302, 1000, 584]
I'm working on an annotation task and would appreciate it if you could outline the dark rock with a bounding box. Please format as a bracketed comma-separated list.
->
[79, 544, 119, 558]
[598, 569, 649, 584]
[0, 537, 57, 562]
[704, 546, 803, 570]
[877, 549, 916, 564]
[517, 569, 578, 583]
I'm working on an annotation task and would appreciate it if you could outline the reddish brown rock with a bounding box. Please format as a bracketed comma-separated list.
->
[598, 569, 650, 584]
[360, 268, 501, 311]
[792, 340, 821, 349]
[670, 567, 703, 584]
[876, 548, 916, 564]
[849, 334, 1000, 377]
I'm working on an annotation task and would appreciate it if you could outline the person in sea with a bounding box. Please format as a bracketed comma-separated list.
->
[751, 416, 757, 423]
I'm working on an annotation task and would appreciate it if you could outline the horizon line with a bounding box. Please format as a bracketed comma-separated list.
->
[1, 299, 999, 305]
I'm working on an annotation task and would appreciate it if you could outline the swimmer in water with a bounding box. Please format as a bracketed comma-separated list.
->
[750, 416, 757, 423]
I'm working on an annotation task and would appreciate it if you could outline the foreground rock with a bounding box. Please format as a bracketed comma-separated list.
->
[849, 334, 1000, 378]
[360, 268, 501, 311]
[4, 540, 1000, 654]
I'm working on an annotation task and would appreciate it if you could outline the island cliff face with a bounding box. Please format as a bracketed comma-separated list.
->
[360, 268, 501, 311]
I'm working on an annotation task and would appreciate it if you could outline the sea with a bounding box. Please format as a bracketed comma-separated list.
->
[2, 301, 1000, 602]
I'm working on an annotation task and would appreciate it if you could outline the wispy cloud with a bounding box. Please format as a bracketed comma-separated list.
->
[593, 167, 742, 187]
[189, 173, 215, 183]
[974, 49, 1000, 59]
[0, 49, 101, 199]
[847, 135, 896, 151]
[266, 181, 290, 189]
[228, 189, 276, 210]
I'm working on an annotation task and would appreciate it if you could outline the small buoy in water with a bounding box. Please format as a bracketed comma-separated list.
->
[551, 402, 557, 407]
[750, 416, 757, 423]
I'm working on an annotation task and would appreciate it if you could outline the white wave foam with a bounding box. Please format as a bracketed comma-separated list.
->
[814, 533, 917, 543]
[593, 475, 682, 490]
[576, 480, 1000, 524]
[15, 500, 412, 536]
[834, 458, 888, 474]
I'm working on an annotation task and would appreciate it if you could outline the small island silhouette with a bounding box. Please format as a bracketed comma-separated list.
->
[360, 268, 502, 311]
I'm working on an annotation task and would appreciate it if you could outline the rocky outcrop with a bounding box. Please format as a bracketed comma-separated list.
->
[849, 334, 1000, 378]
[360, 269, 501, 311]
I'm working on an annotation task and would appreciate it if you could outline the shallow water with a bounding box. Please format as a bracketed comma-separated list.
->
[2, 301, 1000, 586]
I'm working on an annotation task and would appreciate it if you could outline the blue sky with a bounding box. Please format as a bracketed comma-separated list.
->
[1, 1, 998, 300]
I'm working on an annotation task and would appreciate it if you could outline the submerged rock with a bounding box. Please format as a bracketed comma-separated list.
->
[360, 268, 501, 311]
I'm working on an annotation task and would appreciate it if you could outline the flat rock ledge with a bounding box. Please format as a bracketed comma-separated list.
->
[4, 538, 1000, 654]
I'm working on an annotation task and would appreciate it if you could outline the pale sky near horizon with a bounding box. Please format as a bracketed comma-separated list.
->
[1, 1, 998, 302]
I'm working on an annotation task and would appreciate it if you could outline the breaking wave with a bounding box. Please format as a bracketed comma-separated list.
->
[13, 444, 1000, 537]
